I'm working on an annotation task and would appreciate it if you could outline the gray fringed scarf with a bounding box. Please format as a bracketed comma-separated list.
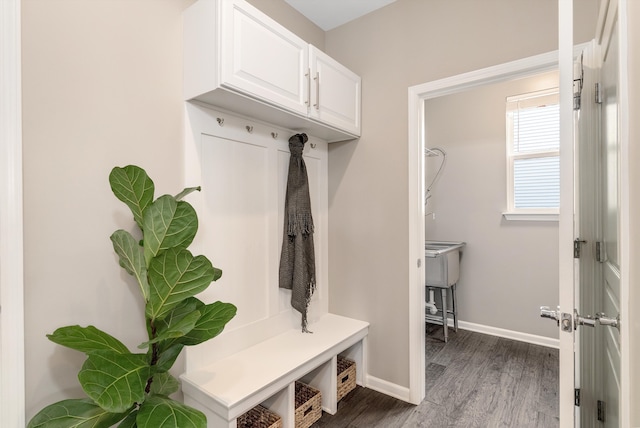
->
[279, 133, 316, 333]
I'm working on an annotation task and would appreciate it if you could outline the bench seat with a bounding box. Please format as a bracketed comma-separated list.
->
[180, 313, 369, 428]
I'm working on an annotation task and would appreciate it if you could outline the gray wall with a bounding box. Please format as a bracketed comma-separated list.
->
[247, 0, 325, 49]
[424, 71, 560, 339]
[22, 0, 194, 418]
[21, 0, 321, 420]
[324, 0, 598, 389]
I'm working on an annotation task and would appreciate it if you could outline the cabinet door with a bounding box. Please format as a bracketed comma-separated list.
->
[220, 0, 309, 115]
[309, 46, 361, 136]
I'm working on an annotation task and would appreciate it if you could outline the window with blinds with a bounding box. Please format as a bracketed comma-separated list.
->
[506, 88, 560, 217]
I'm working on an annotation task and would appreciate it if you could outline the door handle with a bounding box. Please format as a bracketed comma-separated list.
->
[541, 307, 620, 331]
[540, 306, 564, 328]
[540, 306, 559, 321]
[313, 72, 320, 110]
[596, 312, 620, 330]
[305, 69, 311, 106]
[574, 310, 596, 328]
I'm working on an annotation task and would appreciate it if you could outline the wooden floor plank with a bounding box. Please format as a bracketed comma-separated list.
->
[314, 327, 559, 428]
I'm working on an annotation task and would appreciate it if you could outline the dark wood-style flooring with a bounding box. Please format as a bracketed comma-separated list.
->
[315, 324, 559, 427]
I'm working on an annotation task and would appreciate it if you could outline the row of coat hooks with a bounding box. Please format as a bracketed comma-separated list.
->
[215, 116, 317, 148]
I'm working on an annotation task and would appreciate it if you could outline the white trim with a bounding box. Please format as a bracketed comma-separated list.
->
[434, 318, 560, 348]
[502, 212, 559, 222]
[412, 51, 559, 101]
[558, 1, 576, 425]
[407, 83, 425, 405]
[456, 321, 560, 350]
[408, 50, 568, 410]
[0, 0, 25, 426]
[365, 375, 411, 403]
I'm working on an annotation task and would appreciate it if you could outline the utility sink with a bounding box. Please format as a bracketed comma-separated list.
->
[425, 241, 465, 288]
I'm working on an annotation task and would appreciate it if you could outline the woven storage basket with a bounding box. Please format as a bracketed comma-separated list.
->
[294, 381, 322, 428]
[336, 356, 356, 401]
[237, 405, 282, 428]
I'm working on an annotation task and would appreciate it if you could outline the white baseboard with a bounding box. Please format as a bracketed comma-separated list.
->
[365, 374, 411, 403]
[455, 320, 559, 349]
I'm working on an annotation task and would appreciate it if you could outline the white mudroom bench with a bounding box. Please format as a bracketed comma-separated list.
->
[180, 313, 369, 428]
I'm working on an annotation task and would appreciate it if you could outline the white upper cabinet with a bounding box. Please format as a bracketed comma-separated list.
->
[219, 0, 309, 116]
[183, 0, 361, 142]
[309, 46, 361, 137]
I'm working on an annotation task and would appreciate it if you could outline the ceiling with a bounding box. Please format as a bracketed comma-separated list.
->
[284, 0, 398, 31]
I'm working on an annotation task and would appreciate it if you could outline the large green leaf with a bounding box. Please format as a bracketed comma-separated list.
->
[47, 326, 129, 355]
[78, 351, 150, 413]
[109, 166, 154, 229]
[138, 310, 200, 349]
[136, 395, 206, 428]
[154, 344, 184, 373]
[142, 195, 198, 266]
[111, 230, 149, 301]
[178, 301, 237, 346]
[155, 297, 199, 333]
[146, 248, 214, 321]
[149, 372, 180, 396]
[117, 412, 138, 428]
[27, 398, 129, 428]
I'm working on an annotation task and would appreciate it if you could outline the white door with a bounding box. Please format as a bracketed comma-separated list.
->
[308, 45, 361, 136]
[575, 41, 602, 427]
[220, 0, 309, 115]
[595, 4, 622, 425]
[578, 2, 622, 425]
[553, 1, 622, 426]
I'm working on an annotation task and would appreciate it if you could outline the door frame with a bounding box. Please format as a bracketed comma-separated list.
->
[557, 1, 576, 425]
[0, 0, 25, 426]
[407, 49, 561, 405]
[618, 0, 632, 423]
[604, 0, 632, 425]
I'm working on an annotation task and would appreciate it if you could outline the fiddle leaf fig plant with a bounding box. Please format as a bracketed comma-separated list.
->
[28, 165, 237, 428]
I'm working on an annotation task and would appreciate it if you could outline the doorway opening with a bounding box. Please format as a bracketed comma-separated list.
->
[407, 50, 563, 405]
[423, 68, 560, 339]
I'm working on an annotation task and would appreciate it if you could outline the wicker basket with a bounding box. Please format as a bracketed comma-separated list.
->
[336, 356, 356, 401]
[237, 405, 282, 428]
[294, 381, 322, 428]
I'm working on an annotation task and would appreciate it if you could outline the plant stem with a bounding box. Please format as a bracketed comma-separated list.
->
[145, 321, 159, 394]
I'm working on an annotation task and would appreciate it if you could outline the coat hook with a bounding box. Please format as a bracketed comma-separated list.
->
[271, 132, 278, 139]
[216, 117, 224, 126]
[246, 125, 253, 133]
[310, 142, 317, 149]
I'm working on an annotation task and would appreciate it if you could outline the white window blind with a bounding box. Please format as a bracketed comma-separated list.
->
[506, 88, 560, 217]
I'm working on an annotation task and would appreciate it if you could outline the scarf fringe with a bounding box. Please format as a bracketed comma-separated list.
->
[287, 213, 314, 236]
[300, 279, 317, 333]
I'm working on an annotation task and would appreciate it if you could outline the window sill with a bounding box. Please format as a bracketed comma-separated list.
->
[502, 212, 559, 222]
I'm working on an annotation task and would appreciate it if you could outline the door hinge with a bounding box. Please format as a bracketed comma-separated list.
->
[575, 388, 581, 406]
[417, 258, 421, 268]
[596, 241, 605, 262]
[574, 239, 586, 258]
[597, 400, 606, 422]
[595, 82, 603, 104]
[574, 55, 583, 111]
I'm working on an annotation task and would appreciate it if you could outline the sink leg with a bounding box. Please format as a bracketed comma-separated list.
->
[441, 288, 448, 343]
[452, 283, 458, 332]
